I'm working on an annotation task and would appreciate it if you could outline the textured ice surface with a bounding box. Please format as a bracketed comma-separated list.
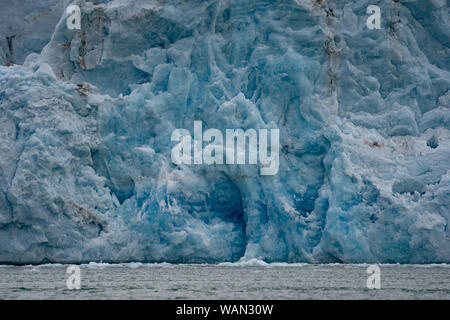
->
[0, 0, 71, 65]
[0, 0, 449, 264]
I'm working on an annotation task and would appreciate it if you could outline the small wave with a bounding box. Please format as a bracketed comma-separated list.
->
[218, 258, 269, 267]
[86, 262, 176, 269]
[217, 258, 308, 267]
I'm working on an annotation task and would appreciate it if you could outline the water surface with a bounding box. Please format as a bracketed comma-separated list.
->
[1, 262, 449, 299]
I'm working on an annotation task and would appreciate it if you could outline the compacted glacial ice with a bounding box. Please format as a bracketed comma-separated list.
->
[0, 0, 449, 264]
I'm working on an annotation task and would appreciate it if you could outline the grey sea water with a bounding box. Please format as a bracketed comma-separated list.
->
[0, 262, 449, 299]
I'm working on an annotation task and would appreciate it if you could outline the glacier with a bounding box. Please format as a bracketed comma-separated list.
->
[0, 0, 449, 264]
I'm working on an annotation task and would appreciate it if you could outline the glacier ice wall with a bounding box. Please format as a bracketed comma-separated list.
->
[0, 0, 449, 264]
[0, 0, 71, 65]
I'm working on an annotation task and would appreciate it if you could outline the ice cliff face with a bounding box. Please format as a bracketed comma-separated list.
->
[0, 0, 449, 264]
[0, 0, 71, 65]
